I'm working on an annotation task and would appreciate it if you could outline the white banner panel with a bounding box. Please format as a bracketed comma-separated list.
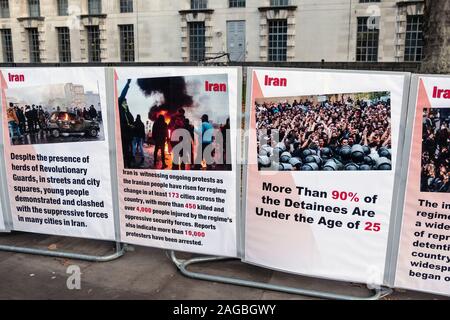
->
[113, 67, 240, 257]
[244, 68, 409, 285]
[395, 75, 450, 297]
[0, 68, 116, 240]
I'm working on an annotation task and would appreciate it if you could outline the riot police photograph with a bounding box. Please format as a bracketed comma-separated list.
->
[421, 108, 450, 193]
[117, 74, 232, 171]
[6, 83, 104, 146]
[256, 91, 393, 172]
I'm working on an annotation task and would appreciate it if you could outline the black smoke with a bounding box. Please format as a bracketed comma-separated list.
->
[137, 76, 193, 121]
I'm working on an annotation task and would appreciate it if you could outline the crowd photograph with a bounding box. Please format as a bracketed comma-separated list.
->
[117, 74, 232, 171]
[256, 91, 393, 172]
[421, 108, 450, 193]
[6, 83, 104, 146]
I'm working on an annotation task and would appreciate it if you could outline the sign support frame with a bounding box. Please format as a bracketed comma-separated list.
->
[0, 240, 125, 262]
[169, 251, 392, 300]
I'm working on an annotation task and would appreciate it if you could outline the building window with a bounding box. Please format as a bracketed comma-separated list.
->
[1, 29, 13, 62]
[229, 0, 245, 7]
[405, 15, 424, 62]
[120, 0, 133, 13]
[28, 0, 40, 17]
[86, 25, 101, 62]
[0, 0, 9, 18]
[119, 24, 134, 62]
[359, 0, 380, 3]
[356, 16, 379, 62]
[57, 0, 68, 16]
[88, 0, 102, 15]
[28, 28, 40, 63]
[270, 0, 289, 6]
[189, 22, 205, 62]
[268, 19, 287, 62]
[57, 27, 71, 62]
[191, 0, 207, 10]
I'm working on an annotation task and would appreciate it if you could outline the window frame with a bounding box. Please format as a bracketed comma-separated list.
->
[0, 0, 10, 18]
[88, 0, 102, 15]
[57, 0, 69, 16]
[189, 21, 206, 62]
[270, 0, 289, 6]
[0, 28, 13, 63]
[404, 15, 424, 62]
[86, 25, 101, 62]
[356, 16, 380, 62]
[119, 24, 135, 62]
[28, 0, 41, 17]
[191, 0, 207, 10]
[28, 27, 41, 63]
[57, 26, 71, 63]
[120, 0, 133, 13]
[229, 0, 245, 8]
[268, 19, 288, 62]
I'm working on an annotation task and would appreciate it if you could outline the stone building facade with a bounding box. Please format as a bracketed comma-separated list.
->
[0, 0, 425, 63]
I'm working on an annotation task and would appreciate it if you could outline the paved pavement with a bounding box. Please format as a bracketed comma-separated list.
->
[0, 232, 447, 300]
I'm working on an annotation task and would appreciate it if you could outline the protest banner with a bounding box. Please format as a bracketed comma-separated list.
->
[244, 68, 410, 285]
[0, 68, 116, 240]
[394, 75, 450, 297]
[113, 67, 241, 257]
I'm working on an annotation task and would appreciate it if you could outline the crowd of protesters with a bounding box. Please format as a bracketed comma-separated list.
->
[7, 103, 49, 140]
[256, 96, 393, 171]
[151, 111, 230, 171]
[421, 108, 450, 193]
[7, 102, 100, 143]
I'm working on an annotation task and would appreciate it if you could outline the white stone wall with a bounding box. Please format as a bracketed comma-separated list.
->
[0, 0, 425, 63]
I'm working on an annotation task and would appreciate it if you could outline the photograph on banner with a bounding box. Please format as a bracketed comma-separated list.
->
[114, 67, 239, 257]
[6, 83, 104, 146]
[256, 91, 392, 172]
[421, 108, 450, 193]
[118, 75, 231, 171]
[244, 68, 409, 285]
[0, 68, 116, 240]
[395, 76, 450, 297]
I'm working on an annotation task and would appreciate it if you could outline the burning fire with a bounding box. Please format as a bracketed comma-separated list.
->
[154, 110, 172, 156]
[157, 110, 171, 124]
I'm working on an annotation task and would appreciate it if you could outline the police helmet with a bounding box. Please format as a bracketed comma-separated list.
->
[376, 157, 391, 170]
[351, 144, 365, 163]
[280, 152, 292, 163]
[378, 147, 391, 160]
[363, 145, 371, 155]
[320, 147, 333, 160]
[344, 162, 359, 171]
[258, 155, 271, 168]
[289, 157, 303, 170]
[301, 162, 319, 171]
[340, 146, 352, 162]
[278, 163, 294, 171]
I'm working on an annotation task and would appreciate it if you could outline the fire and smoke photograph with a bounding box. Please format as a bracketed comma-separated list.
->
[421, 108, 450, 193]
[117, 74, 232, 171]
[6, 83, 104, 146]
[256, 91, 392, 172]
